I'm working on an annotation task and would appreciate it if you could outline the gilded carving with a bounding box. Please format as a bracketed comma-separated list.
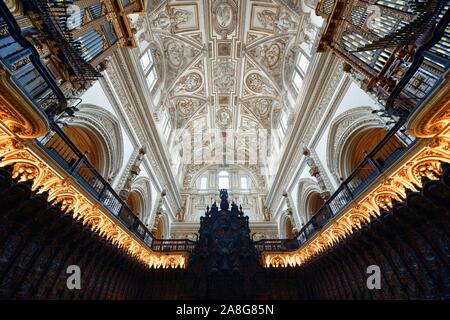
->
[0, 125, 186, 269]
[262, 133, 450, 268]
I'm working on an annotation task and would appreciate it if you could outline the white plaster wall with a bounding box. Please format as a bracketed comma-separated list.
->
[80, 82, 135, 187]
[314, 82, 378, 186]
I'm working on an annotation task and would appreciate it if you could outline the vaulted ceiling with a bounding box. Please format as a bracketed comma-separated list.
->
[139, 0, 318, 190]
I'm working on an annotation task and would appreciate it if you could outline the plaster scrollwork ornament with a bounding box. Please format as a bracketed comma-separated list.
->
[303, 147, 330, 199]
[216, 106, 233, 129]
[132, 15, 146, 32]
[254, 98, 272, 118]
[243, 98, 274, 127]
[212, 0, 237, 36]
[257, 9, 296, 34]
[153, 7, 193, 32]
[119, 147, 146, 201]
[213, 60, 235, 93]
[263, 206, 272, 221]
[176, 98, 196, 118]
[173, 72, 203, 93]
[245, 73, 276, 95]
[164, 40, 186, 68]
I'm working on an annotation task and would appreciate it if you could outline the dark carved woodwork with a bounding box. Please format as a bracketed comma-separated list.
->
[0, 163, 449, 299]
[185, 189, 266, 300]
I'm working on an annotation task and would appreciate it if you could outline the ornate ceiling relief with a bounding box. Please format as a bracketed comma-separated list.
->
[247, 37, 290, 89]
[145, 0, 304, 223]
[213, 59, 236, 94]
[173, 96, 207, 127]
[245, 72, 277, 95]
[152, 4, 199, 33]
[212, 0, 238, 36]
[250, 4, 297, 34]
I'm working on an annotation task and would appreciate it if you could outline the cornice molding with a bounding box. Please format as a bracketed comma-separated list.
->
[101, 49, 182, 219]
[266, 52, 343, 209]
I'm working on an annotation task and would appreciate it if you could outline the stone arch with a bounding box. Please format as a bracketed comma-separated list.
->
[64, 104, 124, 180]
[296, 178, 322, 224]
[154, 212, 169, 239]
[327, 106, 384, 181]
[130, 177, 153, 224]
[280, 212, 296, 238]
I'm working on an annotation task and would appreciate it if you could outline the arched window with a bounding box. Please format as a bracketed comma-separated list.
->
[140, 49, 158, 90]
[200, 176, 208, 190]
[160, 109, 172, 140]
[292, 51, 310, 91]
[218, 171, 230, 189]
[240, 176, 249, 190]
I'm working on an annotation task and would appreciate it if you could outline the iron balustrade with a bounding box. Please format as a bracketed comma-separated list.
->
[255, 122, 416, 252]
[151, 239, 197, 253]
[254, 239, 300, 252]
[36, 121, 196, 252]
[0, 2, 66, 115]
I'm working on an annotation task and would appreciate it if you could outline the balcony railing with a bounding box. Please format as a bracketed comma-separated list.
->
[0, 2, 66, 116]
[254, 239, 300, 252]
[36, 121, 196, 252]
[255, 121, 416, 252]
[151, 239, 197, 253]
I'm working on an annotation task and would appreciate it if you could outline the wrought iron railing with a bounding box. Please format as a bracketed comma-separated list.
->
[0, 2, 66, 116]
[255, 121, 416, 252]
[151, 239, 197, 252]
[254, 239, 300, 252]
[36, 121, 196, 252]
